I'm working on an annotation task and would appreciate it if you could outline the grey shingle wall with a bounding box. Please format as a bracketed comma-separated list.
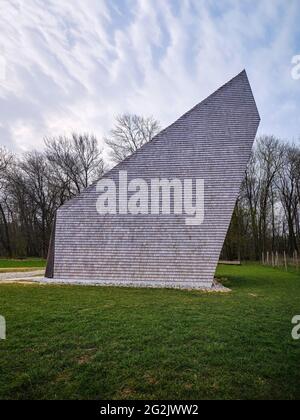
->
[46, 70, 260, 288]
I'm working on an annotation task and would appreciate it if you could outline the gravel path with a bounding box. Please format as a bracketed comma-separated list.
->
[0, 270, 45, 281]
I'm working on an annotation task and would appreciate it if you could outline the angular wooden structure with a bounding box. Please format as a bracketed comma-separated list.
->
[46, 71, 260, 288]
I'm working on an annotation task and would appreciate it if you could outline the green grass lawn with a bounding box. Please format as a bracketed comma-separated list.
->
[0, 259, 46, 272]
[0, 264, 299, 400]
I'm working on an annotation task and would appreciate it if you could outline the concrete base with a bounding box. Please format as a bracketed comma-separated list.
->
[33, 277, 229, 292]
[0, 274, 230, 292]
[41, 278, 213, 289]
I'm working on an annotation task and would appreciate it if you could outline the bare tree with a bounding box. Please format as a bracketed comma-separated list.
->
[0, 147, 13, 256]
[256, 136, 285, 254]
[277, 145, 300, 254]
[0, 147, 12, 174]
[0, 135, 105, 258]
[105, 114, 161, 164]
[19, 152, 62, 257]
[45, 133, 105, 195]
[225, 136, 287, 261]
[295, 148, 300, 244]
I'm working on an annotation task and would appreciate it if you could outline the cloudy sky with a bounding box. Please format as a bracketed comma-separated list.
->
[0, 0, 300, 155]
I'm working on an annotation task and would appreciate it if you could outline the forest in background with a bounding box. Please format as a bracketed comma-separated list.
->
[0, 114, 299, 262]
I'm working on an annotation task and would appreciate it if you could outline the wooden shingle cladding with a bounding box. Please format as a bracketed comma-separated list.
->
[46, 70, 260, 288]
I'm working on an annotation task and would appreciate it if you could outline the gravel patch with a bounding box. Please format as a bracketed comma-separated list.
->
[210, 279, 231, 293]
[0, 270, 45, 282]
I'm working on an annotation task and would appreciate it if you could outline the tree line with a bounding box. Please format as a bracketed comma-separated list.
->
[0, 114, 299, 261]
[0, 134, 105, 258]
[0, 115, 160, 258]
[222, 136, 300, 261]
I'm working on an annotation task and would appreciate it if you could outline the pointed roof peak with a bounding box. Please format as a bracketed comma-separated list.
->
[203, 69, 249, 101]
[158, 69, 259, 134]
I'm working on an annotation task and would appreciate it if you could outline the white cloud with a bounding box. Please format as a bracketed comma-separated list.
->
[0, 0, 299, 154]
